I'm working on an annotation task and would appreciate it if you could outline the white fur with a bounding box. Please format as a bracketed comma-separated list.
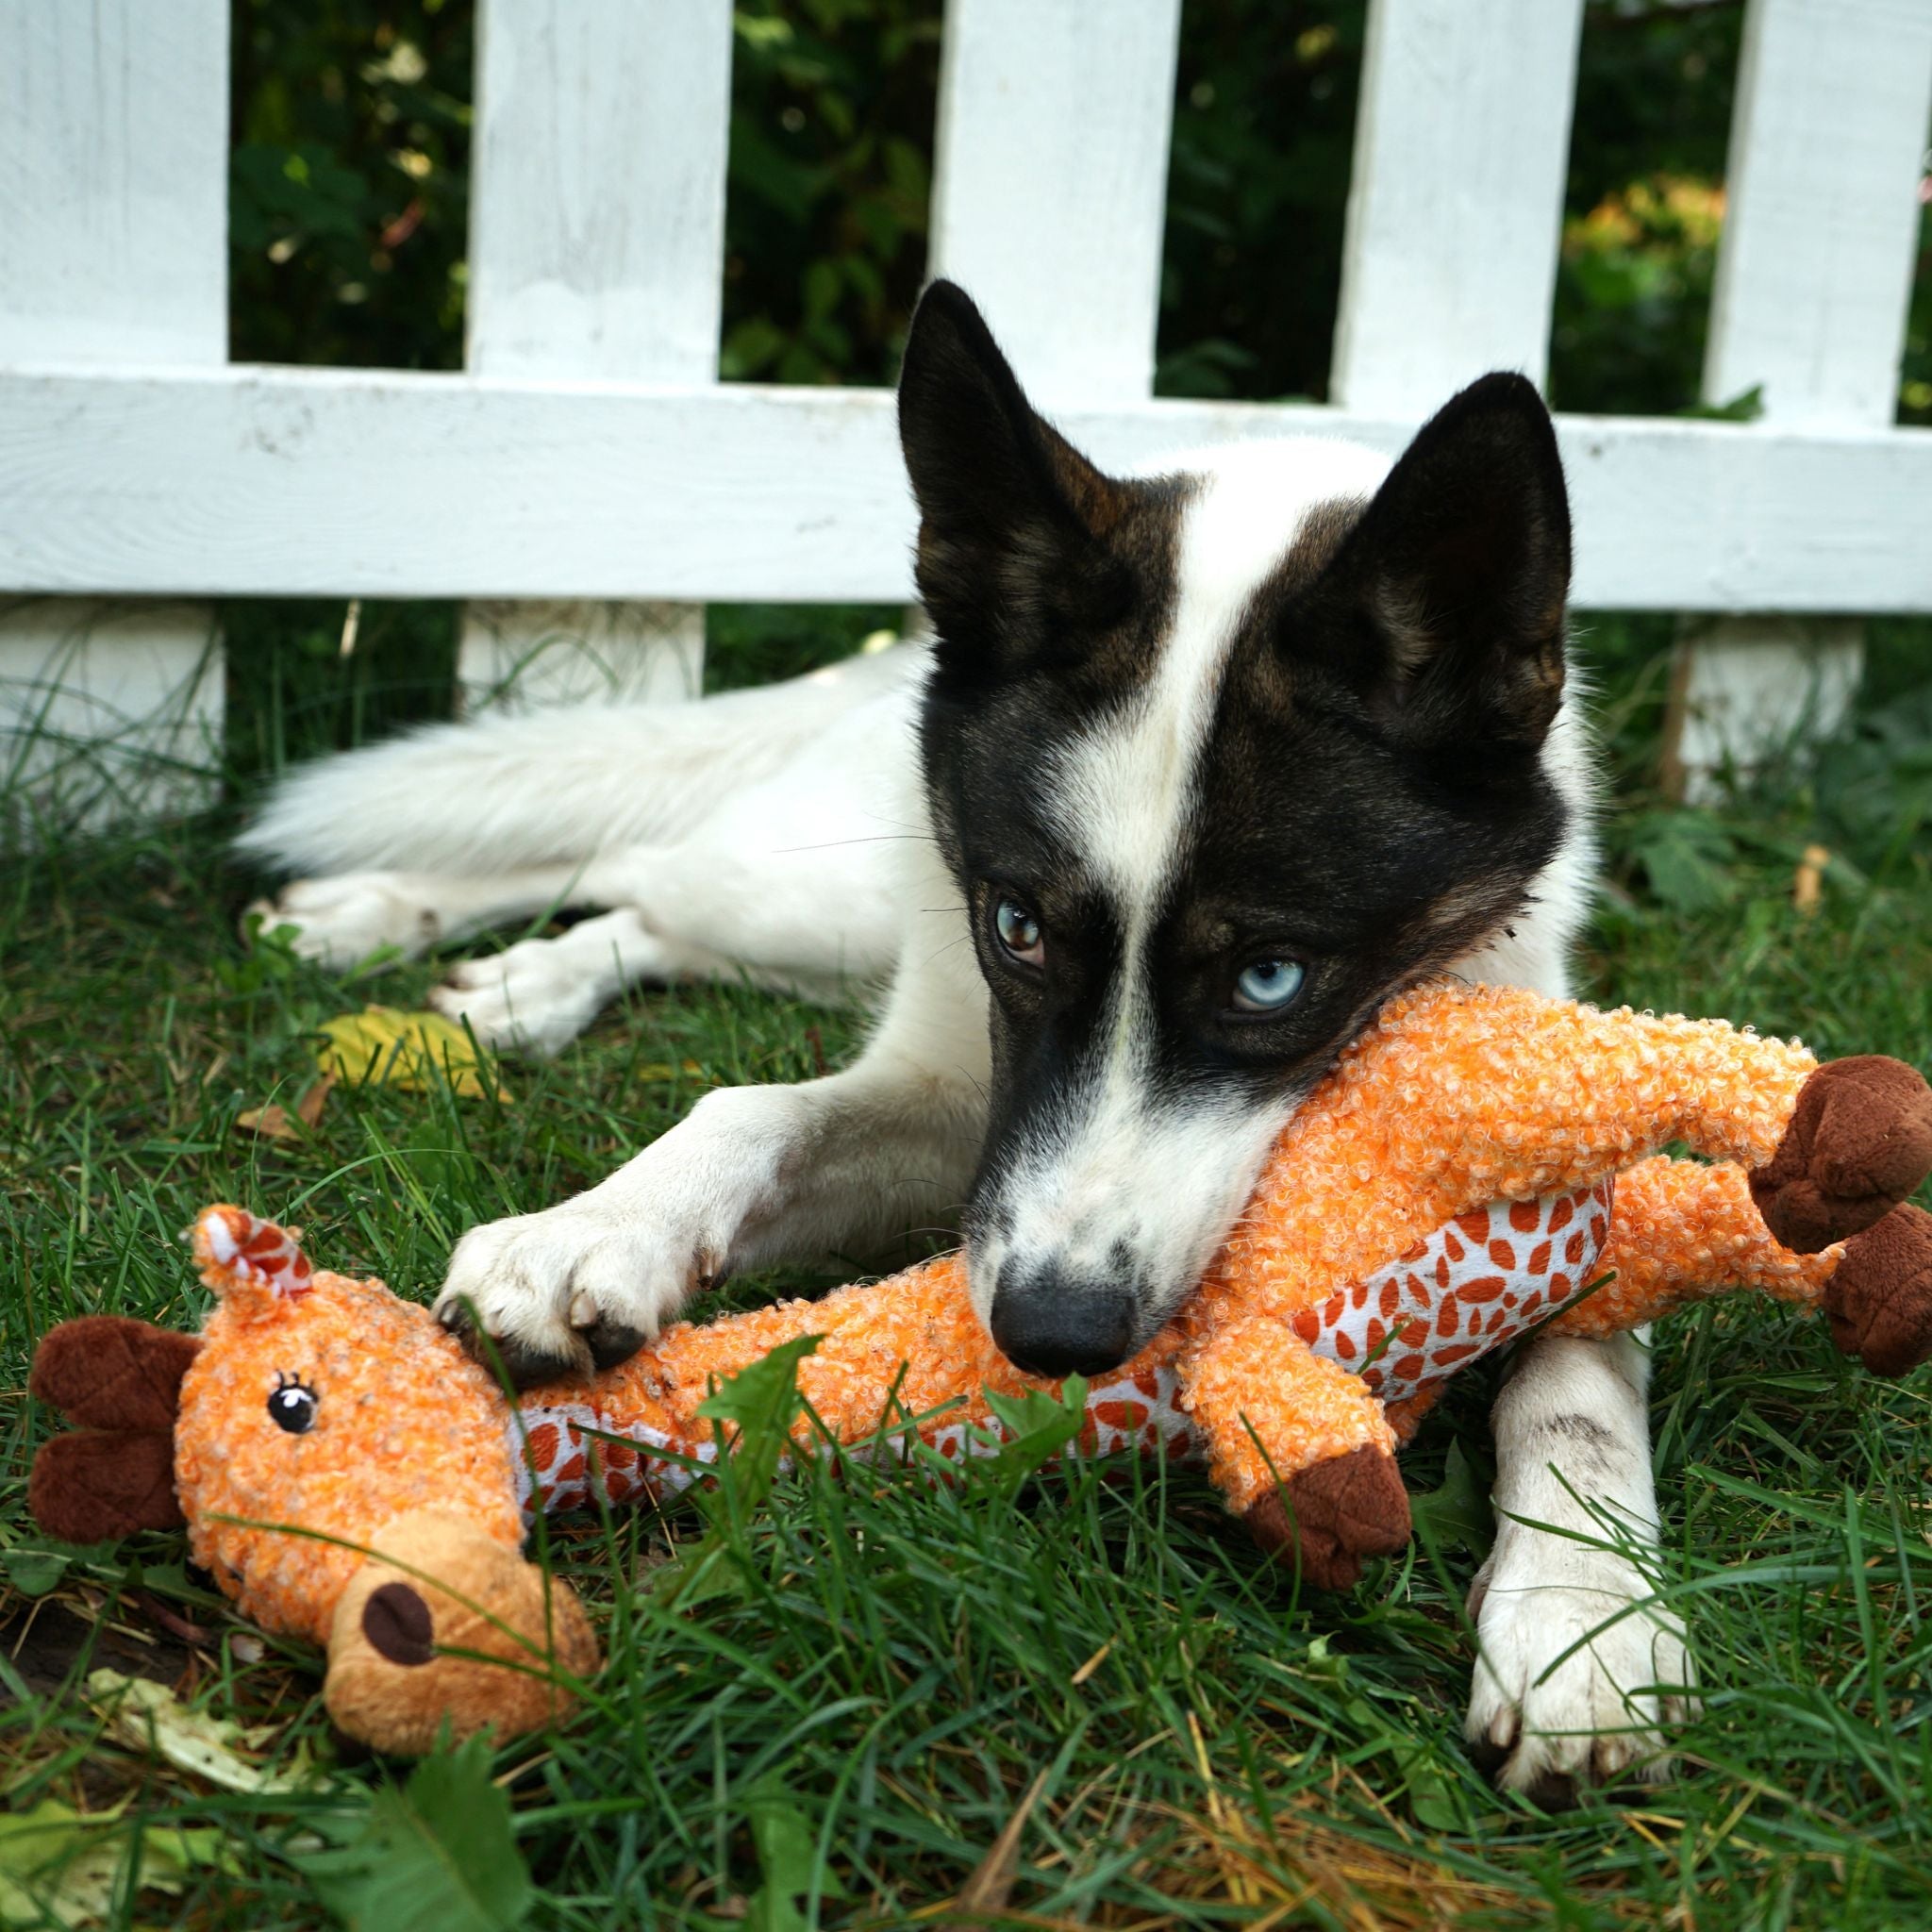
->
[246, 426, 1674, 1797]
[987, 445, 1401, 1329]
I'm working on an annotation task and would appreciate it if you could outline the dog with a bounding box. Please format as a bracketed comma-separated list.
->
[242, 280, 1693, 1803]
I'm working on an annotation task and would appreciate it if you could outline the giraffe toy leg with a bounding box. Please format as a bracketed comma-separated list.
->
[1178, 1315, 1407, 1589]
[1551, 1156, 1836, 1339]
[1550, 1154, 1932, 1378]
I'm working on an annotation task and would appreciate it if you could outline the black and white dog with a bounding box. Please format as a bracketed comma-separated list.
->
[245, 282, 1691, 1802]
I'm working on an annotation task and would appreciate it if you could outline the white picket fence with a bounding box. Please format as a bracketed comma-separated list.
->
[2, 0, 1930, 823]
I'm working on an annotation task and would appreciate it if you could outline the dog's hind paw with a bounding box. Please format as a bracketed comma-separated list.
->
[245, 873, 444, 969]
[431, 941, 605, 1058]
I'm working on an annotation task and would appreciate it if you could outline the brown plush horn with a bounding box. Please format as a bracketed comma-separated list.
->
[27, 1431, 185, 1543]
[29, 1317, 200, 1434]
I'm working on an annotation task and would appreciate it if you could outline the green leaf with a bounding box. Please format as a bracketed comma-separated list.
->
[88, 1671, 306, 1795]
[694, 1332, 821, 1510]
[303, 1736, 532, 1932]
[1407, 1441, 1494, 1559]
[656, 1336, 821, 1610]
[1626, 808, 1740, 912]
[0, 1802, 238, 1929]
[978, 1375, 1088, 1483]
[739, 1774, 843, 1932]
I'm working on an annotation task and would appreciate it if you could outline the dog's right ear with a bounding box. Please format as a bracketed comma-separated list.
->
[897, 280, 1134, 668]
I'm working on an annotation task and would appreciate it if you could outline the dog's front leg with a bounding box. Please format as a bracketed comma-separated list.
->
[433, 923, 991, 1385]
[1463, 1327, 1696, 1805]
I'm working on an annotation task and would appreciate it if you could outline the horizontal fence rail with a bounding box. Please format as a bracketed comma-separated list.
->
[2, 367, 1930, 610]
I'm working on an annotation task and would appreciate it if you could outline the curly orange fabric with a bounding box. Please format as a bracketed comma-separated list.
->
[123, 981, 1861, 1647]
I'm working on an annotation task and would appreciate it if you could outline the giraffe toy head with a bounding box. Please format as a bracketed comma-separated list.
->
[28, 1207, 597, 1755]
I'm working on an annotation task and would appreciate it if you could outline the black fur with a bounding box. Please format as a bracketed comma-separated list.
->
[899, 281, 1577, 1369]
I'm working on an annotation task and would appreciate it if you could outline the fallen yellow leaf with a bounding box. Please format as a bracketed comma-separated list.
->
[315, 1008, 508, 1101]
[87, 1671, 304, 1795]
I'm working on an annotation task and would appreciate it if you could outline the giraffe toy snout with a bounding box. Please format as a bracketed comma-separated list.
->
[323, 1510, 600, 1756]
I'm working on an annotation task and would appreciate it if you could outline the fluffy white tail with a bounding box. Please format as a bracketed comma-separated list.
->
[238, 643, 923, 878]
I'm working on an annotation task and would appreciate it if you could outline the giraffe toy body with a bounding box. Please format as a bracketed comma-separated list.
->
[26, 982, 1932, 1754]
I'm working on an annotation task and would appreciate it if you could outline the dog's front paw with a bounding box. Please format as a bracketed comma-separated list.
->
[434, 1203, 721, 1387]
[245, 873, 443, 969]
[1463, 1538, 1695, 1806]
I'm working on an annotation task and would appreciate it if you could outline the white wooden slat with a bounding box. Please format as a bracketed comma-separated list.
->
[1330, 0, 1586, 412]
[0, 0, 227, 829]
[1706, 0, 1932, 428]
[1670, 0, 1932, 794]
[1, 367, 1928, 613]
[459, 0, 734, 712]
[0, 4, 228, 369]
[929, 0, 1183, 405]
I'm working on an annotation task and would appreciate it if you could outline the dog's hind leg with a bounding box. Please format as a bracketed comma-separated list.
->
[1464, 1326, 1695, 1806]
[429, 908, 763, 1058]
[246, 866, 589, 970]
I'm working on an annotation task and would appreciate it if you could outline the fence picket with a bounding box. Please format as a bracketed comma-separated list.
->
[1667, 0, 1932, 793]
[929, 0, 1183, 404]
[0, 0, 227, 829]
[1330, 0, 1585, 412]
[458, 0, 733, 712]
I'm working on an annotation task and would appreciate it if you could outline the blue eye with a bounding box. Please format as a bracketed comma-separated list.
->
[992, 897, 1044, 967]
[1232, 958, 1305, 1013]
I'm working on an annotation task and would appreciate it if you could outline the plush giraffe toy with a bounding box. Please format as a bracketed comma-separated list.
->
[27, 982, 1932, 1755]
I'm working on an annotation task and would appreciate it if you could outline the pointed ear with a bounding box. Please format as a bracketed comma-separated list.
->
[897, 279, 1135, 662]
[1314, 372, 1572, 753]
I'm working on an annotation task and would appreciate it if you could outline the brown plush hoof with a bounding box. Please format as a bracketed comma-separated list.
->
[1752, 1057, 1932, 1253]
[1244, 1444, 1411, 1591]
[1823, 1202, 1932, 1378]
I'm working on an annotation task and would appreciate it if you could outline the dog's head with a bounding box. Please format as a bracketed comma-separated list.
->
[899, 281, 1585, 1377]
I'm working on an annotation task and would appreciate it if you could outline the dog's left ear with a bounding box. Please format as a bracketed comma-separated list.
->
[1312, 372, 1573, 755]
[897, 279, 1136, 669]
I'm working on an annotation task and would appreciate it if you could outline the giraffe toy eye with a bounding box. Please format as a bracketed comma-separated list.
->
[268, 1373, 318, 1435]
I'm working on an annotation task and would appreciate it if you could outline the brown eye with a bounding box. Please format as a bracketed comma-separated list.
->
[992, 897, 1044, 967]
[268, 1373, 317, 1434]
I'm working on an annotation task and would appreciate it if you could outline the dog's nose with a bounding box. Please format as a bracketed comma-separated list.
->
[990, 1266, 1138, 1377]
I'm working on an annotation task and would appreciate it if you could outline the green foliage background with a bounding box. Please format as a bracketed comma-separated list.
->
[229, 0, 1931, 420]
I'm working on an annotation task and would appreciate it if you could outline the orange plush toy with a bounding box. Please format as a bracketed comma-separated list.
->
[27, 982, 1932, 1756]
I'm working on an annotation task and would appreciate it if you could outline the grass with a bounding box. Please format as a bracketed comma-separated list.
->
[3, 608, 1931, 1928]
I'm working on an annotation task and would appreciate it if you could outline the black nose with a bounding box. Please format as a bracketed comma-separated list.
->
[990, 1267, 1138, 1377]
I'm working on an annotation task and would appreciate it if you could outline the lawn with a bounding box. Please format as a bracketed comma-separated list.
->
[3, 609, 1930, 1929]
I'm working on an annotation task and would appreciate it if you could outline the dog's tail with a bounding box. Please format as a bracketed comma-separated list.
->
[237, 643, 922, 877]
